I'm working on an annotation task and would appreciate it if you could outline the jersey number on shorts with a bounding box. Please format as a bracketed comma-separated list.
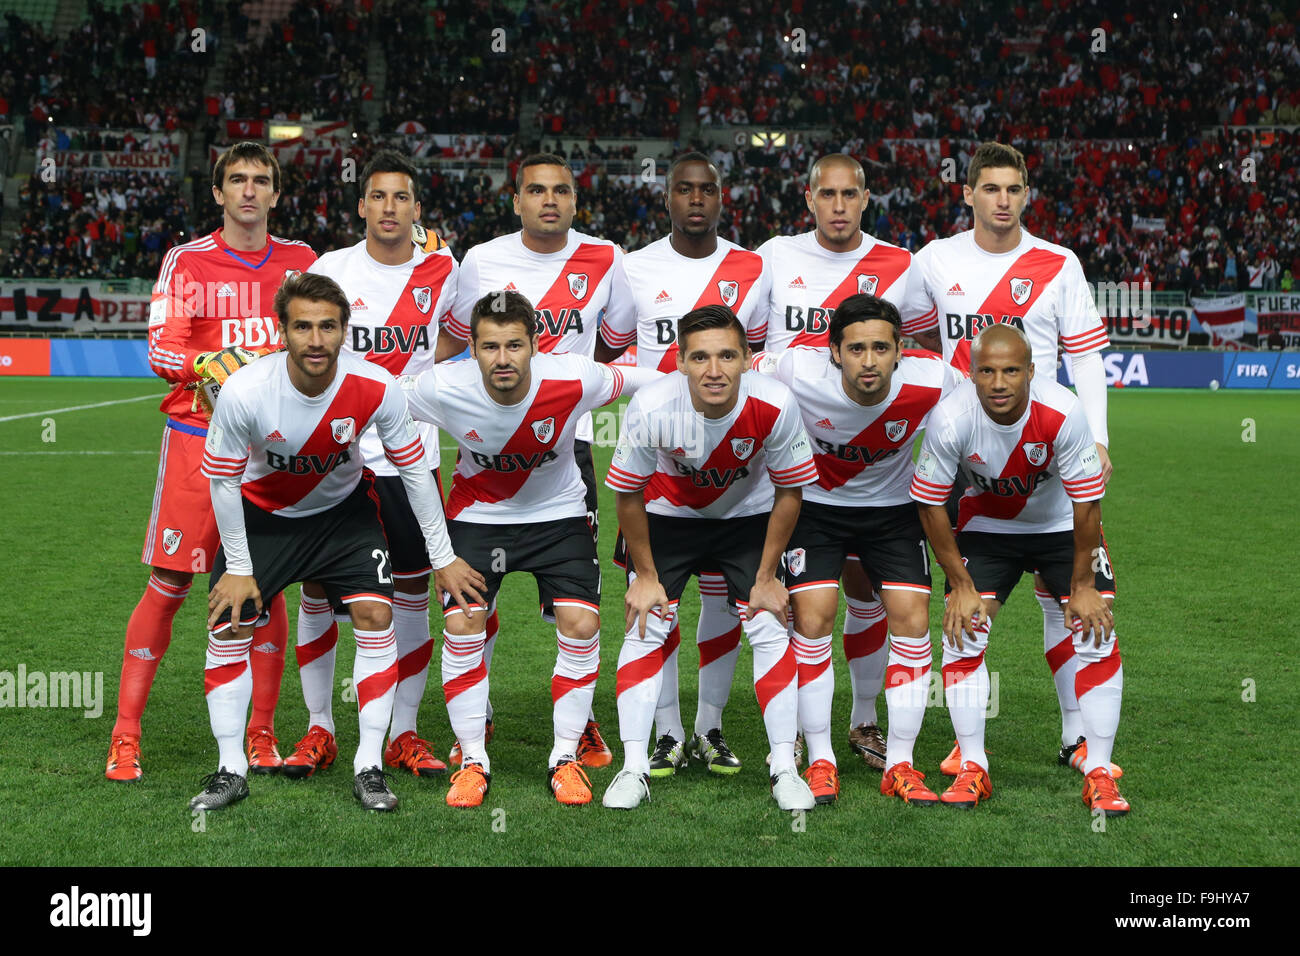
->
[372, 548, 392, 584]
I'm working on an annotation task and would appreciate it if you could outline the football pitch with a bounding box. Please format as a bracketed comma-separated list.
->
[0, 376, 1295, 867]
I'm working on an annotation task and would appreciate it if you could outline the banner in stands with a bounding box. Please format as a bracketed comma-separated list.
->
[208, 120, 349, 172]
[1191, 294, 1247, 344]
[1254, 294, 1300, 335]
[53, 151, 178, 173]
[0, 283, 152, 330]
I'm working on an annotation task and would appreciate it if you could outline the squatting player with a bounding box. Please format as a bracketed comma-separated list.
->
[909, 324, 1128, 816]
[603, 305, 818, 812]
[284, 149, 465, 781]
[756, 153, 923, 769]
[753, 294, 962, 805]
[904, 141, 1122, 779]
[443, 153, 628, 768]
[404, 291, 657, 808]
[596, 152, 770, 777]
[107, 142, 316, 782]
[194, 273, 482, 812]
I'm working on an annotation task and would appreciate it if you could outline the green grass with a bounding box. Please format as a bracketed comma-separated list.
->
[0, 378, 1296, 866]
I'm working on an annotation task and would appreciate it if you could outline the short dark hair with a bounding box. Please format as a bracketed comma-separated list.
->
[213, 142, 281, 193]
[273, 272, 350, 327]
[515, 153, 573, 193]
[967, 141, 1028, 188]
[668, 151, 719, 185]
[677, 304, 746, 352]
[829, 294, 901, 350]
[359, 149, 420, 197]
[470, 290, 537, 340]
[808, 153, 865, 191]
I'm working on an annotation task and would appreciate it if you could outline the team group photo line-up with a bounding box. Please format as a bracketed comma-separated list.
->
[107, 138, 1127, 817]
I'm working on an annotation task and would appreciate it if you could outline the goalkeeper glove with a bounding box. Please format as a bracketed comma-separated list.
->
[412, 223, 448, 253]
[188, 346, 262, 418]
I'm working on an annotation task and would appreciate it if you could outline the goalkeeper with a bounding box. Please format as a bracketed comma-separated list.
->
[105, 143, 319, 784]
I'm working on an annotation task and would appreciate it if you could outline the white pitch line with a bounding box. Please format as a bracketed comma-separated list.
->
[0, 450, 156, 455]
[0, 393, 164, 423]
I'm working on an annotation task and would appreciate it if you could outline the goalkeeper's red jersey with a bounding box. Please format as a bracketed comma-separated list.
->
[147, 229, 316, 427]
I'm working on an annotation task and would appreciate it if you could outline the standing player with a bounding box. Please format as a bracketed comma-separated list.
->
[903, 142, 1121, 778]
[106, 143, 316, 782]
[193, 273, 483, 811]
[443, 153, 624, 768]
[908, 324, 1127, 816]
[404, 292, 657, 807]
[752, 295, 963, 804]
[283, 150, 465, 781]
[603, 305, 819, 812]
[755, 153, 927, 769]
[595, 152, 769, 776]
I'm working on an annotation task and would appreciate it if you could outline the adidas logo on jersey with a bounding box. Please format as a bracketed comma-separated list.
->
[655, 290, 672, 303]
[788, 276, 806, 289]
[814, 418, 835, 429]
[669, 446, 686, 457]
[967, 452, 986, 464]
[215, 284, 236, 298]
[948, 283, 964, 296]
[128, 648, 158, 662]
[351, 297, 368, 311]
[265, 429, 286, 443]
[504, 282, 518, 292]
[465, 429, 483, 442]
[253, 642, 280, 655]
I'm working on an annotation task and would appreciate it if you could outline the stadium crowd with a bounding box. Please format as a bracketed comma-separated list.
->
[1, 0, 1297, 289]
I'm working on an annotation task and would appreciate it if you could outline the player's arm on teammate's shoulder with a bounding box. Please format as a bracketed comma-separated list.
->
[899, 252, 941, 355]
[397, 369, 445, 429]
[594, 251, 636, 363]
[749, 484, 800, 621]
[434, 327, 467, 362]
[1065, 498, 1113, 647]
[616, 491, 669, 639]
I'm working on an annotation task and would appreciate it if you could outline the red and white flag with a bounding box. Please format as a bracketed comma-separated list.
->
[1192, 293, 1246, 343]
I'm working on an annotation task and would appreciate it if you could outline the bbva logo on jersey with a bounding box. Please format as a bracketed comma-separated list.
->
[531, 417, 556, 444]
[857, 274, 879, 296]
[1009, 277, 1034, 306]
[884, 419, 909, 443]
[718, 280, 739, 307]
[1022, 441, 1048, 466]
[567, 273, 588, 300]
[331, 417, 356, 444]
[412, 286, 432, 314]
[730, 436, 755, 460]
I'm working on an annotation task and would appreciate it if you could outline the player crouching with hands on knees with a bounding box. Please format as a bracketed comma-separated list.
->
[193, 272, 483, 813]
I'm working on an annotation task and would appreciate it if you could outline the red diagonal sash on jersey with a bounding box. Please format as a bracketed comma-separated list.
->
[791, 244, 913, 348]
[950, 248, 1066, 374]
[644, 397, 781, 509]
[533, 244, 616, 352]
[656, 249, 765, 371]
[444, 378, 584, 519]
[956, 400, 1066, 529]
[813, 383, 942, 490]
[365, 254, 454, 375]
[241, 374, 387, 512]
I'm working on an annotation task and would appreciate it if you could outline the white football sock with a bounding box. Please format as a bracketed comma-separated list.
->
[615, 604, 673, 775]
[1075, 629, 1123, 773]
[550, 628, 599, 767]
[652, 623, 685, 743]
[1038, 588, 1083, 746]
[792, 630, 835, 766]
[884, 632, 932, 769]
[204, 631, 252, 777]
[389, 591, 432, 739]
[942, 618, 990, 771]
[295, 593, 337, 734]
[744, 607, 798, 775]
[442, 627, 490, 772]
[352, 625, 397, 774]
[694, 577, 740, 735]
[844, 595, 889, 727]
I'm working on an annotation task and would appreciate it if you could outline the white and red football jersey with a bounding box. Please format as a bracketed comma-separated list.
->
[606, 372, 817, 520]
[901, 230, 1109, 375]
[445, 229, 621, 357]
[754, 346, 964, 507]
[404, 353, 634, 524]
[757, 231, 916, 352]
[600, 236, 769, 372]
[202, 350, 423, 518]
[909, 377, 1105, 534]
[148, 230, 316, 427]
[309, 239, 457, 477]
